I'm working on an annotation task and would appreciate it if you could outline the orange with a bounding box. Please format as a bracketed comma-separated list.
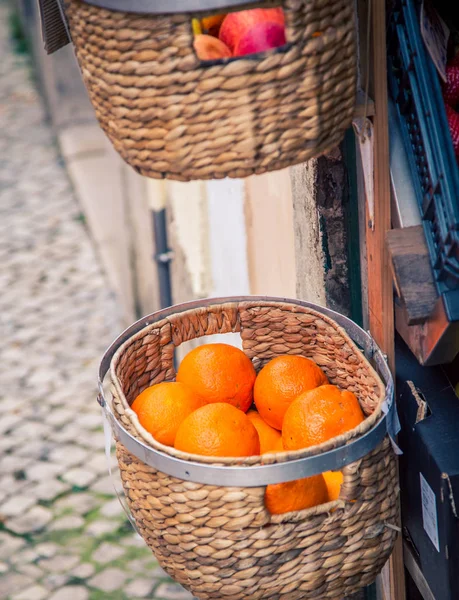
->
[265, 474, 328, 514]
[131, 382, 204, 447]
[282, 385, 365, 451]
[247, 410, 281, 454]
[273, 437, 285, 452]
[176, 343, 256, 412]
[253, 355, 328, 430]
[201, 14, 226, 37]
[174, 403, 260, 457]
[323, 471, 343, 501]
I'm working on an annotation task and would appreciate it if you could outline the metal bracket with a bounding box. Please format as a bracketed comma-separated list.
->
[154, 250, 174, 264]
[353, 117, 375, 231]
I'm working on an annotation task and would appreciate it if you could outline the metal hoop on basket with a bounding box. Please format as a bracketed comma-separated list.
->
[98, 296, 399, 487]
[81, 0, 277, 14]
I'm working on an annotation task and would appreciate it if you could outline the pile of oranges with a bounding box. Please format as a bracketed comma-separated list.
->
[132, 343, 365, 514]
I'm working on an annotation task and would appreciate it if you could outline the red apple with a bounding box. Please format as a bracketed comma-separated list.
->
[219, 8, 285, 54]
[234, 21, 286, 56]
[194, 34, 232, 60]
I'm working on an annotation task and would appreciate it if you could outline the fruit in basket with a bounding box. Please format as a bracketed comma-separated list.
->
[193, 35, 232, 60]
[265, 474, 328, 514]
[323, 470, 343, 502]
[273, 437, 285, 452]
[192, 18, 202, 36]
[174, 402, 260, 457]
[443, 65, 459, 107]
[254, 355, 328, 430]
[219, 8, 286, 57]
[177, 343, 256, 412]
[445, 105, 459, 159]
[131, 382, 204, 447]
[201, 14, 226, 37]
[282, 385, 365, 451]
[234, 21, 286, 57]
[247, 410, 282, 454]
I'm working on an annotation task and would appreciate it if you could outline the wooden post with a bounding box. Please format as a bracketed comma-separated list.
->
[365, 0, 406, 598]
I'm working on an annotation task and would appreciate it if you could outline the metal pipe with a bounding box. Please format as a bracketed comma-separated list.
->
[146, 179, 173, 309]
[152, 207, 173, 309]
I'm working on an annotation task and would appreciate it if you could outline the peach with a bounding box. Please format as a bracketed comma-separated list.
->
[219, 8, 285, 54]
[234, 21, 286, 56]
[193, 34, 232, 60]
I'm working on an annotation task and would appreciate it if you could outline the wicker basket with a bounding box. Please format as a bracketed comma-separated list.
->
[64, 0, 357, 181]
[102, 298, 398, 599]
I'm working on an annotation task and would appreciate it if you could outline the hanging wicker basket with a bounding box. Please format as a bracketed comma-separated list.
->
[64, 0, 357, 181]
[98, 297, 399, 599]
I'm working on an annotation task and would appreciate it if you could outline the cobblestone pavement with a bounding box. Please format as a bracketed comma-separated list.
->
[0, 4, 193, 599]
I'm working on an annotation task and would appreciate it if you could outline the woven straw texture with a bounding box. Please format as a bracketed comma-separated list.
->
[64, 0, 357, 181]
[109, 300, 398, 599]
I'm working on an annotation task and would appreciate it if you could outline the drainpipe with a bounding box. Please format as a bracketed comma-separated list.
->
[146, 180, 173, 309]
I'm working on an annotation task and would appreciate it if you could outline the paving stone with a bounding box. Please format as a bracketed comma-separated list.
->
[151, 566, 169, 579]
[46, 409, 77, 427]
[25, 461, 65, 481]
[62, 467, 97, 488]
[88, 568, 127, 592]
[86, 453, 110, 475]
[30, 479, 71, 501]
[14, 440, 55, 459]
[11, 548, 38, 565]
[76, 413, 103, 429]
[122, 533, 146, 548]
[125, 577, 154, 597]
[35, 542, 60, 558]
[0, 531, 26, 559]
[49, 586, 89, 600]
[92, 542, 125, 563]
[39, 554, 80, 573]
[86, 519, 121, 536]
[43, 574, 70, 591]
[0, 413, 23, 434]
[0, 493, 36, 517]
[69, 562, 95, 579]
[10, 421, 53, 440]
[0, 573, 34, 598]
[0, 454, 31, 474]
[54, 492, 98, 515]
[155, 582, 194, 600]
[0, 476, 31, 498]
[100, 497, 124, 518]
[90, 475, 116, 495]
[18, 563, 43, 578]
[7, 505, 53, 534]
[48, 445, 89, 467]
[11, 584, 49, 600]
[49, 515, 85, 531]
[0, 562, 8, 574]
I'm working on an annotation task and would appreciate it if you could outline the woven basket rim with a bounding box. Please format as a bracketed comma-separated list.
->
[109, 298, 386, 467]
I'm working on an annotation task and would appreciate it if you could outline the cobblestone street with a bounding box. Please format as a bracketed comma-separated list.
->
[0, 3, 192, 599]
